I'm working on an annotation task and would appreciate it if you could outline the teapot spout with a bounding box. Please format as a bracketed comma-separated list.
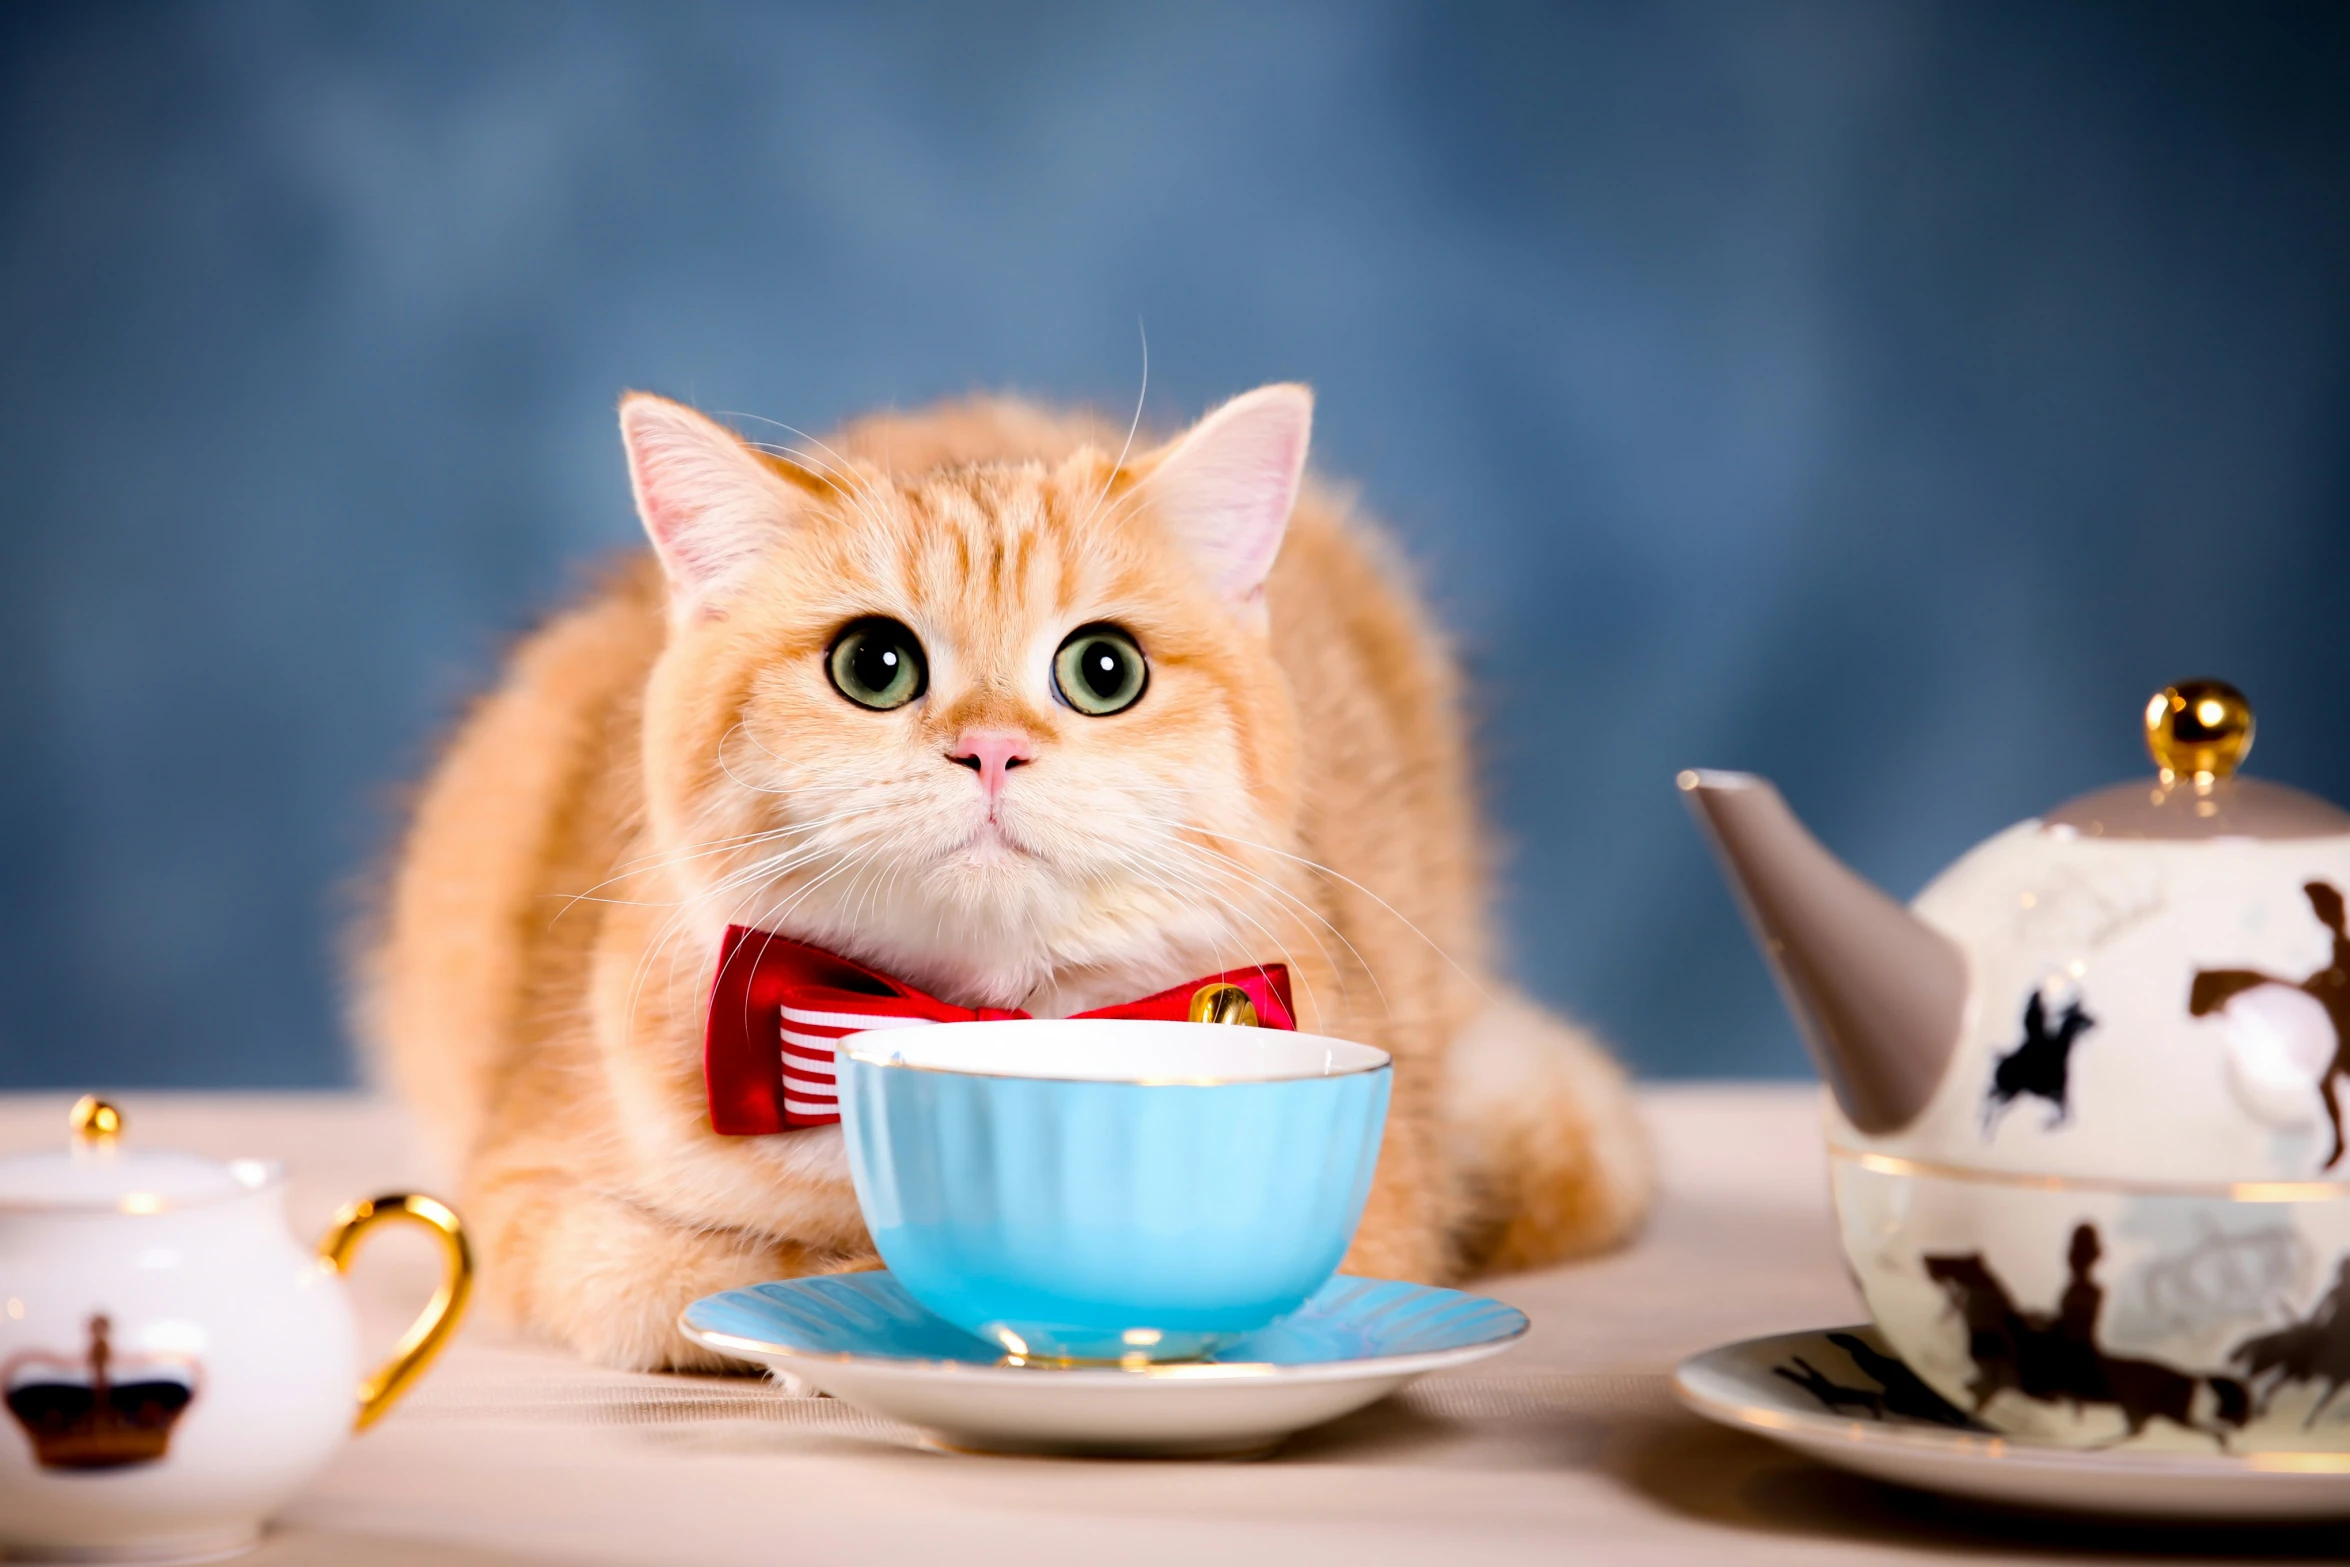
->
[1678, 770, 1968, 1134]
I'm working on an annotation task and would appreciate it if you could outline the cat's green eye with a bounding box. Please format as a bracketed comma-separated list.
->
[1052, 624, 1148, 717]
[827, 618, 928, 711]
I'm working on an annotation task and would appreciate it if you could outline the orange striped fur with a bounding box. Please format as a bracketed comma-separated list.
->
[364, 386, 1650, 1370]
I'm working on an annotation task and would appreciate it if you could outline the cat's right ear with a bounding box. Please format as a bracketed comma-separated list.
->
[619, 393, 809, 620]
[1130, 384, 1312, 633]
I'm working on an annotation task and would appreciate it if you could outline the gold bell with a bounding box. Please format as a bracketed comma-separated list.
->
[1187, 983, 1259, 1027]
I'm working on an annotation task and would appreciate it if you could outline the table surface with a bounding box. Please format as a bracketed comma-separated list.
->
[3, 1086, 2337, 1566]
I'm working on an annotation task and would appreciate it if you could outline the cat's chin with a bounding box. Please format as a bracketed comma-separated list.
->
[902, 829, 1059, 921]
[941, 820, 1041, 869]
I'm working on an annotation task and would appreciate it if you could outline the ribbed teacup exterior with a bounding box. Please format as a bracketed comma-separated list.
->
[840, 1040, 1390, 1362]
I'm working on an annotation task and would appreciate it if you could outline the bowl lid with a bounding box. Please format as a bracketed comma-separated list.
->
[2041, 681, 2350, 841]
[0, 1097, 274, 1211]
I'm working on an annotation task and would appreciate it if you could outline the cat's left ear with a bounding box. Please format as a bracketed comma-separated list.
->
[1135, 384, 1312, 630]
[620, 392, 813, 622]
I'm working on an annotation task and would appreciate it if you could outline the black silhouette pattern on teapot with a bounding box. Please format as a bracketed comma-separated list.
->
[1924, 1225, 2249, 1445]
[1984, 991, 2096, 1132]
[2190, 880, 2350, 1169]
[1771, 1331, 1974, 1427]
[2229, 1257, 2350, 1428]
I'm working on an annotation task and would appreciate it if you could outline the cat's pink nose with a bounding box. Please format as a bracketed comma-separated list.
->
[947, 729, 1035, 798]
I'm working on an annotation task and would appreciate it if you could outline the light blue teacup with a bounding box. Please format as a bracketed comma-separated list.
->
[837, 1018, 1391, 1362]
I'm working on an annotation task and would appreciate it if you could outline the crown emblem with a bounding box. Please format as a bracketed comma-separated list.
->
[4, 1314, 199, 1470]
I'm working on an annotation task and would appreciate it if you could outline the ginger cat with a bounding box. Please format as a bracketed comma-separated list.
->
[367, 384, 1651, 1371]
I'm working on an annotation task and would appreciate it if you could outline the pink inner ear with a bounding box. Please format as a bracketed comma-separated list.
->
[620, 396, 793, 599]
[1149, 385, 1313, 603]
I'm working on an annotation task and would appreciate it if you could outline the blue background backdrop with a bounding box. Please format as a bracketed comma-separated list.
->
[4, 1, 2346, 1088]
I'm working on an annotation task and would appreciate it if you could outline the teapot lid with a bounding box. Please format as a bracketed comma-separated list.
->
[2043, 680, 2350, 841]
[0, 1097, 276, 1212]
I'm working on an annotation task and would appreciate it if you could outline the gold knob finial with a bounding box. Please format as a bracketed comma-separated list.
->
[1187, 983, 1259, 1027]
[69, 1095, 123, 1145]
[2145, 680, 2253, 787]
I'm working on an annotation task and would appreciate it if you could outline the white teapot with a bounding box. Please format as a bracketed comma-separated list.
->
[1684, 683, 2350, 1450]
[0, 1098, 471, 1560]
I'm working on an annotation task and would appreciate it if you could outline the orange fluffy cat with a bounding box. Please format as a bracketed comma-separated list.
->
[368, 384, 1651, 1370]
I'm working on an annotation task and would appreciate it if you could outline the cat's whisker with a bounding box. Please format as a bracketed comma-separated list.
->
[715, 732, 934, 799]
[1149, 836, 1387, 1025]
[726, 414, 904, 541]
[590, 803, 891, 895]
[1066, 853, 1233, 990]
[1113, 843, 1334, 1029]
[845, 835, 901, 933]
[628, 839, 848, 968]
[621, 897, 700, 1043]
[1143, 849, 1335, 1011]
[1082, 454, 1176, 542]
[714, 729, 939, 805]
[701, 838, 861, 903]
[725, 411, 872, 488]
[1075, 794, 1417, 1023]
[1074, 320, 1149, 534]
[585, 813, 881, 918]
[1103, 838, 1306, 986]
[1123, 812, 1488, 1003]
[620, 830, 869, 1039]
[1145, 832, 1353, 963]
[541, 892, 689, 911]
[873, 855, 912, 946]
[742, 844, 875, 944]
[1104, 849, 1258, 975]
[728, 419, 868, 496]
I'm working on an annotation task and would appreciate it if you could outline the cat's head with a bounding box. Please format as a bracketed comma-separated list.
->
[620, 385, 1317, 1011]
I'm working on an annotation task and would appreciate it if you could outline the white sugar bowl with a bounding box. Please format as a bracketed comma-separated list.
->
[0, 1098, 472, 1562]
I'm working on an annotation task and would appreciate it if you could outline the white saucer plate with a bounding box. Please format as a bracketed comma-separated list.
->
[681, 1272, 1526, 1457]
[1676, 1324, 2350, 1520]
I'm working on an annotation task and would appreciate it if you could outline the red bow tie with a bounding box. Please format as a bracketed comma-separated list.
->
[702, 926, 1298, 1134]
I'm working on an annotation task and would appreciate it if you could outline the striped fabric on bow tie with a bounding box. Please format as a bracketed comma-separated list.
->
[701, 925, 1298, 1134]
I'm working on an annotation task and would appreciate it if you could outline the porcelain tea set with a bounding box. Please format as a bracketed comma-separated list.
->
[0, 1002, 1528, 1558]
[1677, 680, 2350, 1508]
[13, 677, 2350, 1552]
[679, 1012, 1528, 1457]
[0, 1097, 472, 1562]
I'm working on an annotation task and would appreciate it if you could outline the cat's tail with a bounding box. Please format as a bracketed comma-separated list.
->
[1443, 991, 1653, 1273]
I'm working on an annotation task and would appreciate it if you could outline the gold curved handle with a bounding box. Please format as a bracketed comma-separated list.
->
[317, 1193, 474, 1432]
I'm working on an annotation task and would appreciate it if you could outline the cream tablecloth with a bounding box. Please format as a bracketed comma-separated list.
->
[2, 1087, 2334, 1565]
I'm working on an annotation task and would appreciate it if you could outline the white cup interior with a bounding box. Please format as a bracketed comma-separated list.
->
[839, 1017, 1388, 1082]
